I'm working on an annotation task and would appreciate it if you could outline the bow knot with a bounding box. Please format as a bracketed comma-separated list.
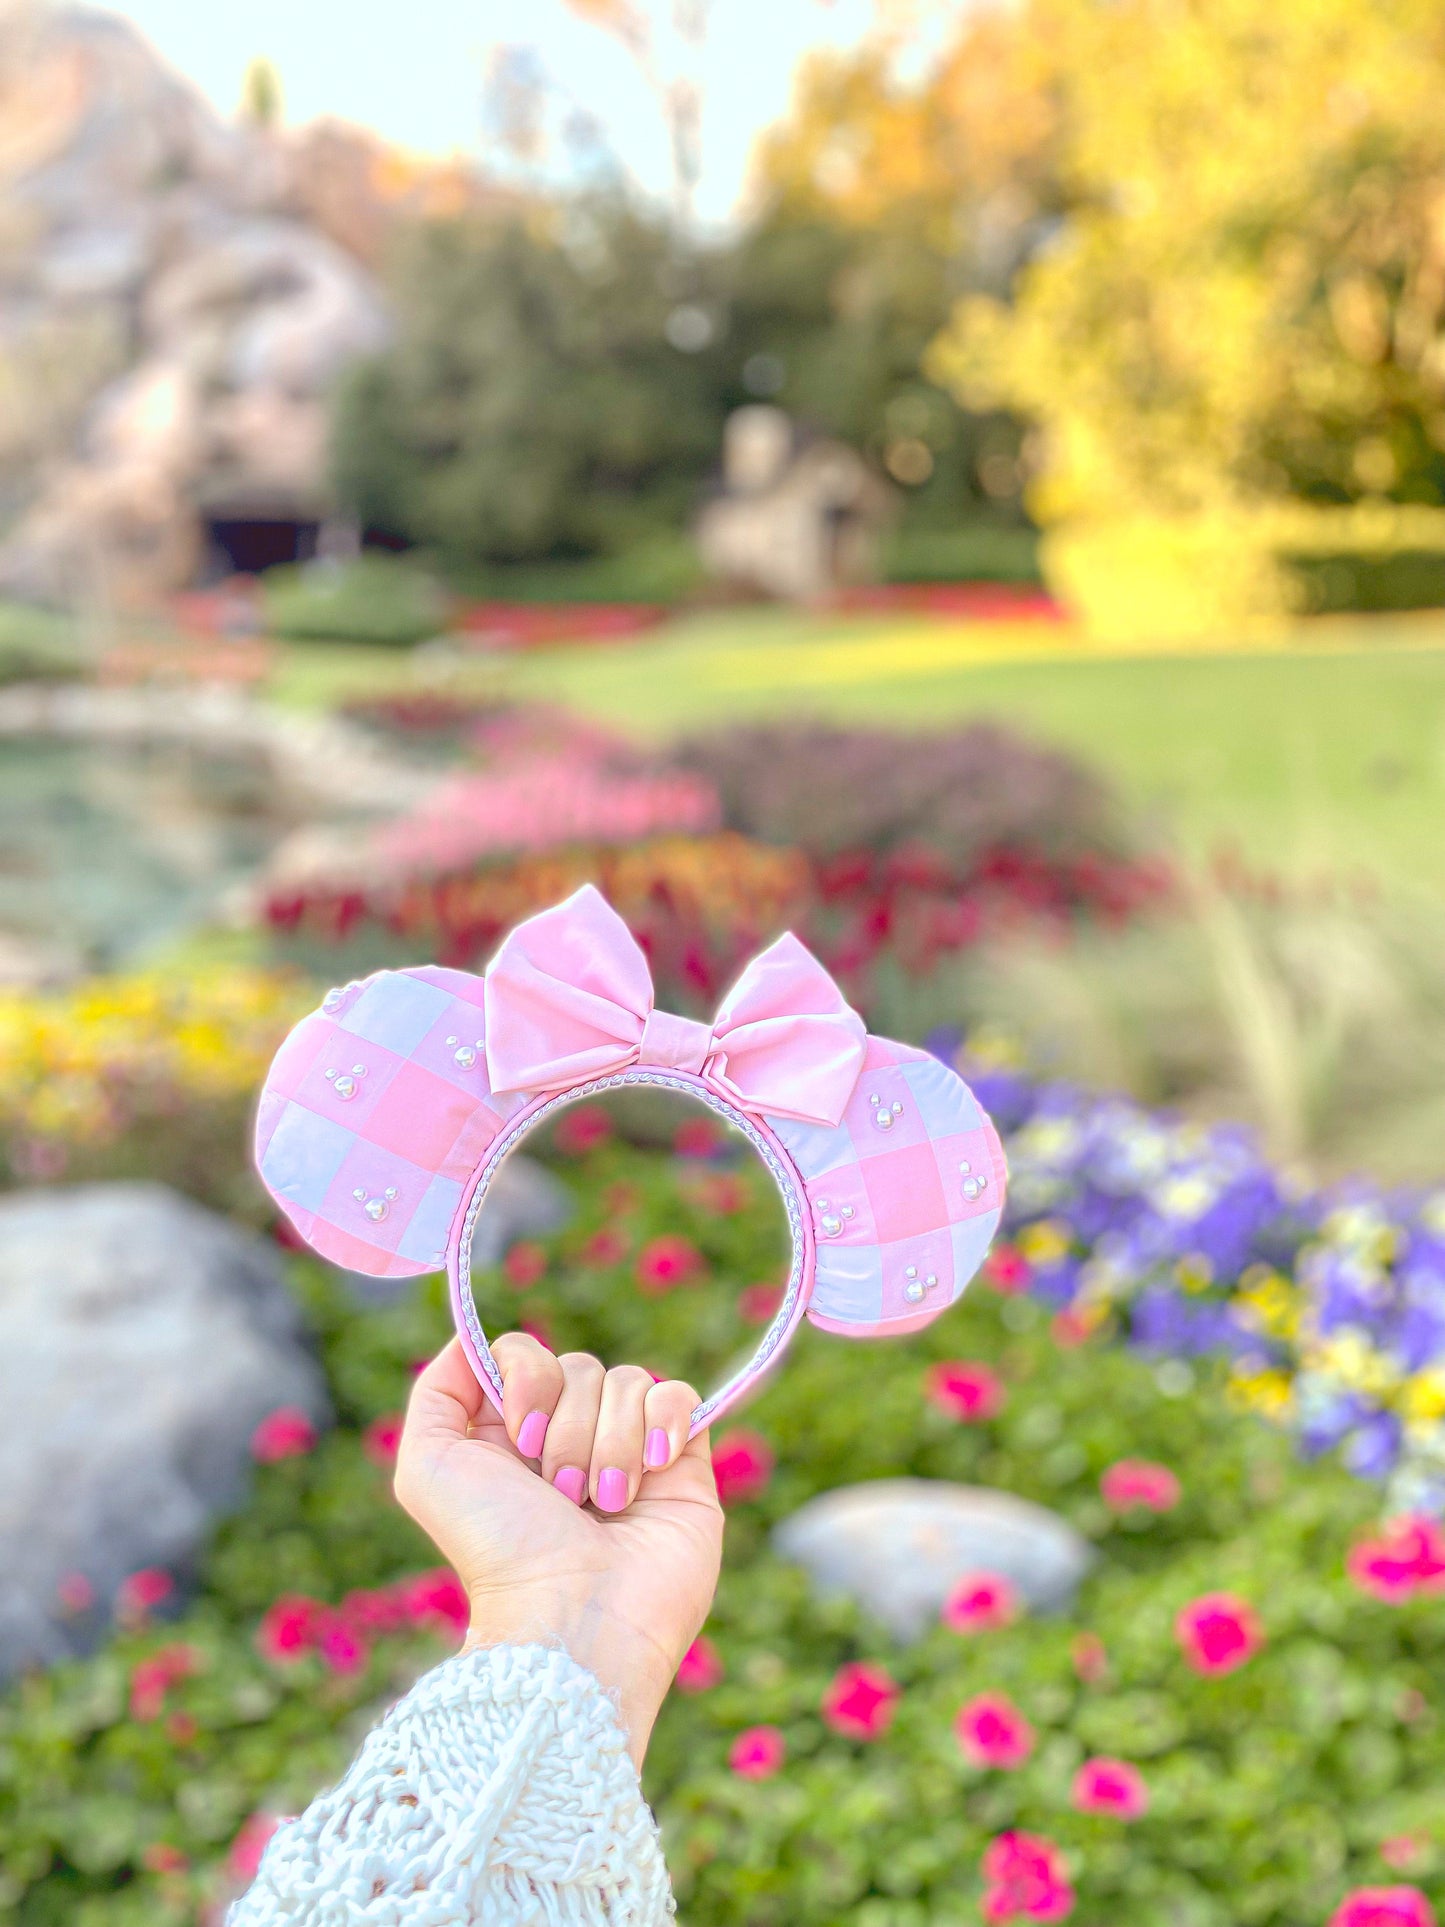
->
[482, 884, 866, 1128]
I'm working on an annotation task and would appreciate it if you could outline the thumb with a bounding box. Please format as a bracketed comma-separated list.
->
[403, 1338, 492, 1451]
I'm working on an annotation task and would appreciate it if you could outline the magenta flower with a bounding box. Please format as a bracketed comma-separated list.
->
[729, 1725, 786, 1780]
[711, 1429, 775, 1507]
[318, 1618, 367, 1676]
[256, 1594, 323, 1663]
[983, 1244, 1033, 1295]
[56, 1571, 95, 1614]
[1328, 1888, 1436, 1927]
[981, 1831, 1075, 1922]
[1071, 1756, 1148, 1819]
[553, 1104, 614, 1156]
[1175, 1592, 1263, 1675]
[227, 1812, 281, 1883]
[502, 1240, 547, 1290]
[128, 1644, 199, 1722]
[404, 1569, 470, 1634]
[738, 1282, 784, 1325]
[116, 1567, 173, 1625]
[925, 1360, 1005, 1423]
[956, 1692, 1035, 1770]
[1347, 1516, 1445, 1603]
[1100, 1458, 1181, 1514]
[636, 1234, 705, 1294]
[249, 1406, 318, 1463]
[363, 1414, 404, 1466]
[822, 1661, 900, 1740]
[675, 1636, 724, 1693]
[941, 1571, 1020, 1635]
[582, 1227, 629, 1266]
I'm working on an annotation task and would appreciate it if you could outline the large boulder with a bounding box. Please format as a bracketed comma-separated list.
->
[773, 1478, 1093, 1641]
[0, 1182, 327, 1680]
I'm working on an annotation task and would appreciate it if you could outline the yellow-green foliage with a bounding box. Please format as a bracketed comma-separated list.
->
[928, 0, 1445, 533]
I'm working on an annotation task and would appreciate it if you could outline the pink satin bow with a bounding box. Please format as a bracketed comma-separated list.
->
[482, 884, 867, 1127]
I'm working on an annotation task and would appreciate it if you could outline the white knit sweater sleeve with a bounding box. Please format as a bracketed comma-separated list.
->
[229, 1643, 675, 1926]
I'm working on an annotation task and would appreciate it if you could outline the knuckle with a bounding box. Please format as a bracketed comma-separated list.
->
[559, 1351, 605, 1383]
[606, 1363, 655, 1393]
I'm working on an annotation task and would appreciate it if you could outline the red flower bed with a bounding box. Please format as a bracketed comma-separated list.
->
[451, 602, 669, 650]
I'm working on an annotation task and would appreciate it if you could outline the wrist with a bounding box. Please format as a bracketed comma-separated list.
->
[460, 1587, 674, 1768]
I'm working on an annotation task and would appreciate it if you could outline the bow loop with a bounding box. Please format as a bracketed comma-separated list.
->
[483, 886, 866, 1127]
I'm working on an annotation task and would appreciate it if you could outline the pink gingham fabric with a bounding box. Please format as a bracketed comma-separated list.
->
[255, 888, 1005, 1428]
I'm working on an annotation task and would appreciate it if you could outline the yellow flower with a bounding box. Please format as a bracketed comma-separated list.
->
[1310, 1332, 1398, 1397]
[1400, 1370, 1445, 1427]
[1235, 1270, 1301, 1339]
[1228, 1364, 1294, 1421]
[1019, 1218, 1074, 1265]
[1175, 1252, 1215, 1295]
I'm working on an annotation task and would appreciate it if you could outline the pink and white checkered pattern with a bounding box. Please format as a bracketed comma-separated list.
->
[255, 966, 525, 1279]
[254, 957, 1007, 1418]
[767, 1036, 1005, 1336]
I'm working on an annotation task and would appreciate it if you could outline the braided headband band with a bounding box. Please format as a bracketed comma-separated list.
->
[254, 885, 1007, 1435]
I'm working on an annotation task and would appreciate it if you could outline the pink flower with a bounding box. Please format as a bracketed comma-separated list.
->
[405, 1569, 470, 1634]
[1174, 1592, 1263, 1675]
[56, 1571, 94, 1614]
[256, 1594, 323, 1663]
[1348, 1517, 1445, 1604]
[1071, 1632, 1108, 1684]
[676, 1636, 724, 1693]
[166, 1710, 199, 1745]
[228, 1812, 281, 1883]
[1100, 1459, 1181, 1514]
[341, 1586, 408, 1636]
[984, 1244, 1033, 1295]
[1071, 1756, 1148, 1819]
[1381, 1838, 1429, 1873]
[956, 1692, 1035, 1769]
[729, 1725, 786, 1780]
[128, 1644, 199, 1721]
[636, 1235, 705, 1293]
[363, 1414, 404, 1466]
[925, 1360, 1005, 1423]
[941, 1571, 1019, 1634]
[822, 1661, 900, 1740]
[711, 1429, 775, 1506]
[318, 1618, 367, 1676]
[502, 1241, 547, 1290]
[1328, 1888, 1436, 1927]
[675, 1117, 724, 1158]
[1050, 1308, 1094, 1349]
[583, 1227, 629, 1266]
[250, 1406, 318, 1463]
[981, 1831, 1075, 1922]
[739, 1282, 784, 1325]
[116, 1567, 173, 1625]
[553, 1104, 613, 1156]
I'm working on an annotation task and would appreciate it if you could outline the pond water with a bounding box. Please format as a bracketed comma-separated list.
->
[0, 737, 290, 975]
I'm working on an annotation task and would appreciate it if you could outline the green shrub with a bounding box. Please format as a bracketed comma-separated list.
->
[261, 556, 445, 647]
[0, 602, 85, 684]
[2, 1123, 1442, 1924]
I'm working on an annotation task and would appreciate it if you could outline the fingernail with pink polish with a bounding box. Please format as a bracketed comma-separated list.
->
[517, 1411, 549, 1459]
[597, 1467, 629, 1513]
[644, 1428, 670, 1469]
[554, 1465, 587, 1505]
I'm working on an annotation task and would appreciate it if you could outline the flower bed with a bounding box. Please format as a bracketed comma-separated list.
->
[5, 1110, 1445, 1926]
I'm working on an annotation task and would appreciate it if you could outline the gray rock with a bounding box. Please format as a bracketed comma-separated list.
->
[773, 1478, 1093, 1641]
[0, 1182, 327, 1680]
[338, 1155, 574, 1303]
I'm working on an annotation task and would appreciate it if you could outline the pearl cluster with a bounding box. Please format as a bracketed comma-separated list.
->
[446, 1035, 483, 1070]
[903, 1263, 941, 1305]
[815, 1197, 855, 1238]
[352, 1184, 399, 1223]
[960, 1157, 989, 1201]
[323, 1062, 368, 1101]
[869, 1092, 904, 1131]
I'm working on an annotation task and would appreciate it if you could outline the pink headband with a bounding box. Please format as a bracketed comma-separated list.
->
[254, 885, 1006, 1433]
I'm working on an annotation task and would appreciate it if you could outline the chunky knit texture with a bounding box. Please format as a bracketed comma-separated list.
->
[230, 1645, 674, 1925]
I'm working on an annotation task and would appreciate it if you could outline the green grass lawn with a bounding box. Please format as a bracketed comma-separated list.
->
[270, 608, 1445, 897]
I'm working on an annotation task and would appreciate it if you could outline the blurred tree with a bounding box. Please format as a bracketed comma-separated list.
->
[331, 205, 724, 564]
[240, 57, 283, 129]
[927, 0, 1445, 521]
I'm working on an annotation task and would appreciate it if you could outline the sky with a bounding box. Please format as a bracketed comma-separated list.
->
[116, 0, 878, 225]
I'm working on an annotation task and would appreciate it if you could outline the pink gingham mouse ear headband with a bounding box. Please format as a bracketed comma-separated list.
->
[254, 884, 1006, 1433]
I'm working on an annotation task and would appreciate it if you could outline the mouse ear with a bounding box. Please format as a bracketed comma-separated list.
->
[253, 966, 523, 1278]
[764, 1038, 1006, 1337]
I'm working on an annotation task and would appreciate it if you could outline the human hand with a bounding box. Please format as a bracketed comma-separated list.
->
[394, 1335, 725, 1766]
